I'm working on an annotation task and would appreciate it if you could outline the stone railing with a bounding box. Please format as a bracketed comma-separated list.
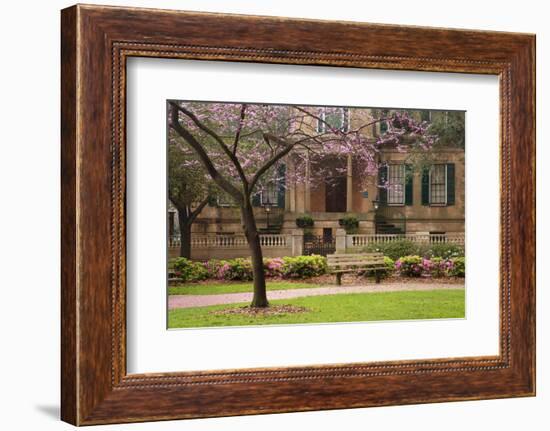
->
[169, 233, 299, 260]
[347, 233, 465, 248]
[182, 234, 290, 248]
[169, 231, 464, 259]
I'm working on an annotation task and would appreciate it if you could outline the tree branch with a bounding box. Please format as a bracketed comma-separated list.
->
[169, 104, 243, 204]
[188, 196, 210, 224]
[170, 102, 250, 191]
[232, 104, 247, 155]
[249, 133, 296, 192]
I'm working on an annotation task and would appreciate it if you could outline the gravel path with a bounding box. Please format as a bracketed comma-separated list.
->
[168, 282, 464, 310]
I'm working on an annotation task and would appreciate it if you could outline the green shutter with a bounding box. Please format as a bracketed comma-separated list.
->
[446, 163, 455, 205]
[405, 164, 413, 206]
[379, 109, 389, 135]
[378, 165, 388, 205]
[421, 167, 430, 206]
[277, 164, 286, 208]
[251, 190, 261, 207]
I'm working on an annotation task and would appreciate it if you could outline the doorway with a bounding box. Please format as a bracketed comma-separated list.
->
[325, 176, 347, 212]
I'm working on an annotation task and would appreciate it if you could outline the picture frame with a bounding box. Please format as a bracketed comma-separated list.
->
[61, 4, 535, 425]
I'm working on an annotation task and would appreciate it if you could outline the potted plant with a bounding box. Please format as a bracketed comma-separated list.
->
[338, 215, 359, 234]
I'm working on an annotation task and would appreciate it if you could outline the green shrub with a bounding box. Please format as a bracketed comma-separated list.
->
[395, 255, 423, 277]
[363, 240, 464, 261]
[448, 257, 465, 277]
[172, 257, 209, 282]
[339, 215, 359, 233]
[384, 255, 395, 273]
[282, 255, 328, 278]
[217, 258, 253, 281]
[422, 243, 464, 259]
[296, 215, 314, 228]
[363, 239, 420, 260]
[361, 255, 395, 279]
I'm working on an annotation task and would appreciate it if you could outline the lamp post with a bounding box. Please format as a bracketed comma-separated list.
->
[372, 195, 381, 234]
[264, 205, 271, 229]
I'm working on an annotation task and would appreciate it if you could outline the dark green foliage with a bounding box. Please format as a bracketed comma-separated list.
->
[428, 111, 465, 149]
[363, 239, 420, 260]
[339, 215, 359, 233]
[296, 215, 314, 228]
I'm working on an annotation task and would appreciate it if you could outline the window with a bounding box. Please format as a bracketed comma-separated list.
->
[421, 110, 432, 122]
[217, 192, 236, 207]
[317, 107, 349, 133]
[387, 164, 405, 205]
[429, 164, 447, 205]
[260, 183, 278, 206]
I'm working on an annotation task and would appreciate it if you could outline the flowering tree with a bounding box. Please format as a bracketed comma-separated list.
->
[168, 137, 215, 258]
[168, 101, 433, 307]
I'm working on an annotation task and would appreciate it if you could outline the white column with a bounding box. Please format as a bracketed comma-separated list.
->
[288, 156, 296, 212]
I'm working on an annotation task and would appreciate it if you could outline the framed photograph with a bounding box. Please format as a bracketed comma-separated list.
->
[61, 4, 535, 425]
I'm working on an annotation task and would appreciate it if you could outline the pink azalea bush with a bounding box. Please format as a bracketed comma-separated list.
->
[191, 256, 327, 282]
[216, 258, 253, 281]
[395, 255, 424, 277]
[395, 255, 464, 278]
[263, 257, 285, 278]
[172, 254, 464, 283]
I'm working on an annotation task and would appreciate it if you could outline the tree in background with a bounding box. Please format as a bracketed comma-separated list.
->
[168, 135, 215, 258]
[428, 111, 465, 149]
[169, 101, 433, 307]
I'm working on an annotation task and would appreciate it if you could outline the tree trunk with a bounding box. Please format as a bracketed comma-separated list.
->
[241, 202, 268, 308]
[177, 207, 192, 259]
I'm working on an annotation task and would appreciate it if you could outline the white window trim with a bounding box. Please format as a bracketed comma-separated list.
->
[216, 194, 236, 207]
[428, 164, 447, 206]
[317, 107, 349, 133]
[260, 186, 278, 206]
[387, 163, 406, 206]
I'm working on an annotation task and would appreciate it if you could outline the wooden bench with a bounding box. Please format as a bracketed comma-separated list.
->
[327, 253, 387, 285]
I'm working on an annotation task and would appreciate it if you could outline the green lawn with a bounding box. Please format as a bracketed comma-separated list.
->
[168, 288, 465, 328]
[168, 281, 317, 296]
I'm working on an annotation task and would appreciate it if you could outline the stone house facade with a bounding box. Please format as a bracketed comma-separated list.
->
[168, 107, 465, 245]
